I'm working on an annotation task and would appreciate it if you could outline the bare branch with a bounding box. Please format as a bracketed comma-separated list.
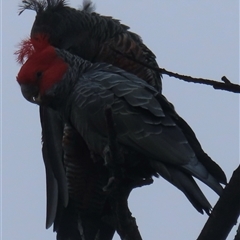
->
[197, 165, 240, 240]
[114, 49, 240, 93]
[234, 224, 240, 240]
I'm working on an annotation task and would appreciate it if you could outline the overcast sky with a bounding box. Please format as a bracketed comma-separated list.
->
[2, 1, 239, 240]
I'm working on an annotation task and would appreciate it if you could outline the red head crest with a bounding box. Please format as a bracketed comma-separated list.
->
[16, 33, 68, 98]
[15, 34, 50, 64]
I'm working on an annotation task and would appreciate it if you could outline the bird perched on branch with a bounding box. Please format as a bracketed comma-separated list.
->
[16, 36, 226, 238]
[18, 0, 162, 239]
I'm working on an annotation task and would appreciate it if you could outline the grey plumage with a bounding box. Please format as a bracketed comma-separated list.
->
[19, 4, 162, 235]
[42, 49, 226, 215]
[17, 1, 226, 239]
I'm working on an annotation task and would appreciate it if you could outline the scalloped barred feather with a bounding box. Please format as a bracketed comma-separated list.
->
[19, 0, 161, 91]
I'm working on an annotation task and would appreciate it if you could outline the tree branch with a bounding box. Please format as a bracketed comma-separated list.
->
[234, 223, 240, 240]
[197, 165, 240, 240]
[114, 49, 240, 93]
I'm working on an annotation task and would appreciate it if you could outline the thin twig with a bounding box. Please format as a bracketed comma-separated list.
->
[114, 49, 240, 93]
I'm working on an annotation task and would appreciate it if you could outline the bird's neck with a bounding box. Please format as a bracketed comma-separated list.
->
[43, 50, 92, 112]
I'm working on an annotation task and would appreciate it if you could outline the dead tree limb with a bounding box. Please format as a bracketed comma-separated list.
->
[197, 165, 240, 240]
[234, 224, 240, 240]
[114, 49, 240, 93]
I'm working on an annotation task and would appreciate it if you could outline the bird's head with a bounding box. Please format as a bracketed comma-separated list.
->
[16, 35, 68, 105]
[19, 0, 99, 61]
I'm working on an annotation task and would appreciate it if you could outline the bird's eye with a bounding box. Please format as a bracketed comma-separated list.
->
[36, 71, 42, 78]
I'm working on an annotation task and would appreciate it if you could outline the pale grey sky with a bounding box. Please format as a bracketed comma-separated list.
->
[2, 1, 239, 240]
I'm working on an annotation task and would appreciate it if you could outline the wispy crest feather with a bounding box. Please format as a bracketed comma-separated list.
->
[18, 0, 68, 15]
[15, 35, 50, 64]
[81, 0, 95, 13]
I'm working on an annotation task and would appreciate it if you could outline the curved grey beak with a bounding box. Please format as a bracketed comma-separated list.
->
[20, 84, 41, 104]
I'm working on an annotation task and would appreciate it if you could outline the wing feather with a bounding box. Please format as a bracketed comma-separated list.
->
[69, 68, 224, 199]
